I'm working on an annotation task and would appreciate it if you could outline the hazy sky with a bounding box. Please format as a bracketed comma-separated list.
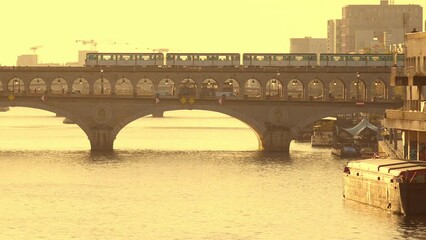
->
[0, 0, 424, 65]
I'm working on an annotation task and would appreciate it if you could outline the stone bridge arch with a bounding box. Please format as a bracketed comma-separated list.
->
[292, 106, 388, 133]
[2, 102, 92, 143]
[111, 105, 267, 150]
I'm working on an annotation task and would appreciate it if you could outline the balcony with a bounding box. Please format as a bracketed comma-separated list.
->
[385, 109, 426, 132]
[386, 109, 426, 121]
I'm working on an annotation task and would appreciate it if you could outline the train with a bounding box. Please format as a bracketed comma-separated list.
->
[85, 52, 405, 68]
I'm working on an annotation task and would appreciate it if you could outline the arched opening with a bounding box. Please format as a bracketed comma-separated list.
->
[51, 78, 68, 94]
[137, 78, 154, 96]
[94, 78, 112, 95]
[29, 78, 46, 95]
[287, 79, 303, 100]
[350, 79, 366, 100]
[308, 79, 323, 101]
[179, 78, 196, 97]
[0, 107, 88, 151]
[244, 79, 261, 99]
[200, 78, 218, 98]
[266, 79, 282, 99]
[115, 77, 133, 96]
[370, 80, 386, 100]
[328, 80, 345, 100]
[158, 78, 175, 96]
[72, 78, 90, 95]
[114, 110, 259, 151]
[8, 78, 25, 94]
[223, 79, 240, 96]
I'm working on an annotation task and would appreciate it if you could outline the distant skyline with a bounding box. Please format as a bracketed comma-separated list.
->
[1, 0, 424, 65]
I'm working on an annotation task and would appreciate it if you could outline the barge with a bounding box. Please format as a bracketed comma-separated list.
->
[343, 159, 426, 215]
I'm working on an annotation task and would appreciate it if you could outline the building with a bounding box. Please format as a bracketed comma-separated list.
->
[327, 19, 342, 53]
[290, 37, 327, 54]
[329, 0, 423, 54]
[385, 31, 426, 161]
[16, 54, 38, 66]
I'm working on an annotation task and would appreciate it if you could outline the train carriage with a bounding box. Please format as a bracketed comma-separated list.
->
[243, 53, 317, 67]
[288, 53, 317, 67]
[166, 53, 240, 67]
[366, 54, 394, 67]
[320, 54, 348, 67]
[346, 54, 368, 67]
[85, 53, 163, 66]
[135, 53, 164, 66]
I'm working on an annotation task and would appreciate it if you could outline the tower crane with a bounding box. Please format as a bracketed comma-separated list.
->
[30, 45, 43, 54]
[75, 39, 98, 50]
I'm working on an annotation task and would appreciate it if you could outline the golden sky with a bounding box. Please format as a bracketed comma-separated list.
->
[0, 0, 424, 65]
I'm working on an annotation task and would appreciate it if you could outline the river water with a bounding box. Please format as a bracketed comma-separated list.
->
[0, 108, 425, 240]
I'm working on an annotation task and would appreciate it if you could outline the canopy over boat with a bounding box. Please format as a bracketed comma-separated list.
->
[342, 117, 378, 137]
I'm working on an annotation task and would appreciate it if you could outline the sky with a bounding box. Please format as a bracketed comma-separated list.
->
[0, 0, 424, 65]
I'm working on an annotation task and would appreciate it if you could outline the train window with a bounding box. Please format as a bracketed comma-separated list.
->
[333, 56, 342, 61]
[101, 55, 113, 60]
[199, 55, 208, 61]
[179, 55, 189, 61]
[352, 56, 360, 61]
[121, 55, 132, 60]
[371, 56, 379, 61]
[243, 55, 252, 60]
[218, 55, 227, 61]
[140, 55, 151, 61]
[87, 54, 98, 60]
[274, 56, 284, 61]
[256, 56, 265, 61]
[295, 56, 303, 61]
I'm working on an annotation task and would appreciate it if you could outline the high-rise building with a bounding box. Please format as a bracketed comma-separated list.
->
[327, 19, 342, 53]
[329, 0, 423, 54]
[290, 37, 327, 54]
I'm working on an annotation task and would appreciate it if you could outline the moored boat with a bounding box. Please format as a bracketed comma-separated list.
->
[311, 117, 335, 147]
[331, 143, 359, 158]
[343, 159, 426, 215]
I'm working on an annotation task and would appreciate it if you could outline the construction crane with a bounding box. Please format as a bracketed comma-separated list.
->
[30, 45, 43, 54]
[75, 39, 98, 50]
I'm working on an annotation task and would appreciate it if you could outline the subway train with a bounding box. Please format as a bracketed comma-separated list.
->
[85, 52, 404, 68]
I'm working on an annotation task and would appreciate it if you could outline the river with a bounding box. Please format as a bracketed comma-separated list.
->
[0, 108, 425, 240]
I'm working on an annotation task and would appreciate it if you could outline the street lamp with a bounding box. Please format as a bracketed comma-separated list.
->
[356, 72, 360, 99]
[100, 69, 104, 95]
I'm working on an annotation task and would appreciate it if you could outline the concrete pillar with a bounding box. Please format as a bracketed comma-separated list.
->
[90, 127, 115, 152]
[110, 81, 116, 95]
[345, 85, 351, 100]
[282, 81, 288, 100]
[261, 127, 292, 152]
[324, 84, 329, 101]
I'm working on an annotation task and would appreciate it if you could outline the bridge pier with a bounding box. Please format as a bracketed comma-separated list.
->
[261, 126, 292, 152]
[152, 109, 164, 118]
[90, 127, 115, 152]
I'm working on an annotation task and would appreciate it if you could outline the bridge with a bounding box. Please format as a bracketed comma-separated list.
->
[0, 66, 402, 152]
